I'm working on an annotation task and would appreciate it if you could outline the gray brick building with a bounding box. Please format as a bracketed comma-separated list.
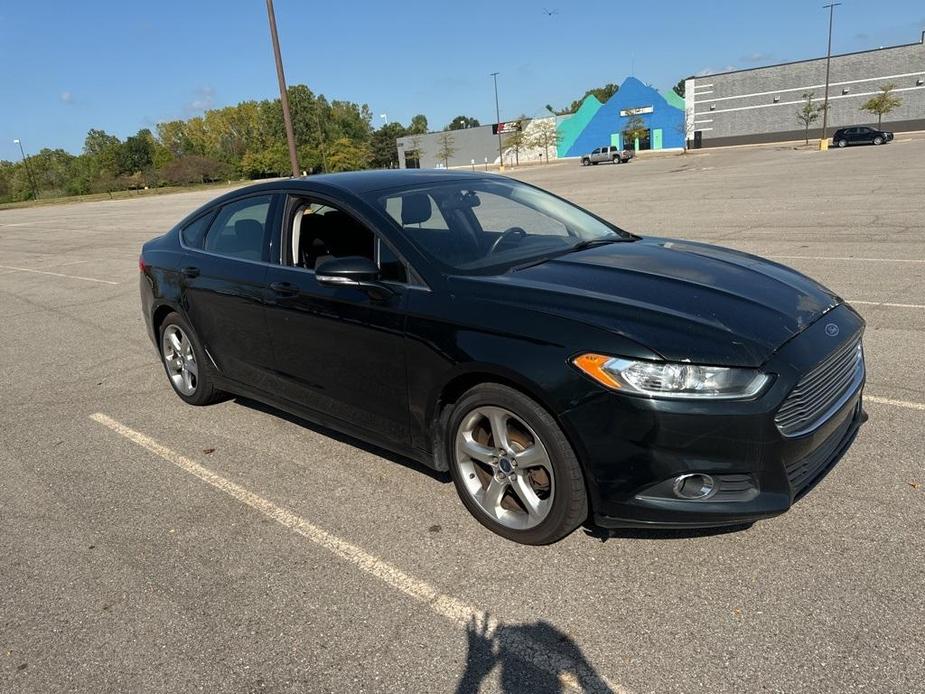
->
[685, 32, 925, 147]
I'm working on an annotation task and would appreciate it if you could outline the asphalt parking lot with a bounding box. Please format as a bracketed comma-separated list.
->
[2, 138, 923, 693]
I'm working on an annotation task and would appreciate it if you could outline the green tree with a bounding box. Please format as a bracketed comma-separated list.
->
[796, 92, 823, 144]
[446, 115, 480, 130]
[860, 83, 902, 127]
[404, 135, 424, 168]
[370, 122, 408, 169]
[434, 131, 457, 168]
[672, 79, 687, 98]
[326, 137, 371, 172]
[503, 120, 527, 166]
[562, 83, 619, 114]
[409, 114, 429, 134]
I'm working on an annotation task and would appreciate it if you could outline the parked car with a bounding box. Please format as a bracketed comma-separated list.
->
[140, 170, 866, 544]
[832, 126, 894, 148]
[581, 145, 633, 165]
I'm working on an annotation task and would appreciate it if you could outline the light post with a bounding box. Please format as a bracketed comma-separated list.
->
[380, 113, 389, 125]
[819, 2, 841, 149]
[265, 0, 300, 177]
[491, 72, 503, 171]
[13, 139, 38, 200]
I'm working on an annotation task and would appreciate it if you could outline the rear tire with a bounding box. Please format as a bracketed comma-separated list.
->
[158, 311, 226, 406]
[446, 383, 588, 545]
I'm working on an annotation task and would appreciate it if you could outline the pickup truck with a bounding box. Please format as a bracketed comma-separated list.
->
[580, 145, 633, 165]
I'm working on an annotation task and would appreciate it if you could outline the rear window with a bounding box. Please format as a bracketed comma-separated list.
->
[180, 214, 212, 249]
[203, 195, 272, 261]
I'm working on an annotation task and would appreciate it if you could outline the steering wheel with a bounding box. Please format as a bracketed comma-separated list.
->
[488, 227, 528, 255]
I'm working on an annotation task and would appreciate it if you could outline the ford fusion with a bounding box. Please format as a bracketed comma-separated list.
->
[140, 170, 866, 544]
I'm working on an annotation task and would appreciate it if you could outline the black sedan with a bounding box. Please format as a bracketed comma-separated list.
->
[140, 170, 866, 544]
[832, 126, 894, 147]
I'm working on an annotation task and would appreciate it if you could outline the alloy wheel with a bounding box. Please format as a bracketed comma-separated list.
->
[454, 406, 555, 530]
[162, 325, 198, 396]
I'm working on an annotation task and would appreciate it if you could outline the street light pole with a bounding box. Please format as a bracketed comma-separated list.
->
[265, 0, 300, 177]
[13, 139, 38, 200]
[491, 72, 504, 172]
[820, 2, 841, 148]
[380, 113, 389, 125]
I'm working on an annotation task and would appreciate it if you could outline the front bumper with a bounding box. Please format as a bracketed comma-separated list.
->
[560, 304, 867, 529]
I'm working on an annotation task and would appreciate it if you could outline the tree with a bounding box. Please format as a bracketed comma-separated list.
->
[446, 115, 480, 130]
[503, 121, 527, 166]
[795, 92, 824, 144]
[433, 131, 457, 168]
[404, 135, 424, 168]
[860, 83, 902, 127]
[326, 137, 371, 172]
[562, 83, 619, 114]
[526, 120, 557, 163]
[370, 122, 408, 169]
[675, 107, 696, 153]
[672, 79, 687, 98]
[409, 114, 429, 134]
[623, 114, 648, 148]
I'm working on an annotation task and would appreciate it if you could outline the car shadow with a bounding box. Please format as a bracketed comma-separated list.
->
[232, 396, 450, 484]
[455, 615, 615, 694]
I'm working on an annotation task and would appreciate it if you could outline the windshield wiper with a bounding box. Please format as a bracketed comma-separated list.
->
[566, 237, 632, 253]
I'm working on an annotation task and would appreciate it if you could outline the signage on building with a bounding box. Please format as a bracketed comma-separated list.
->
[620, 106, 654, 117]
[492, 121, 523, 134]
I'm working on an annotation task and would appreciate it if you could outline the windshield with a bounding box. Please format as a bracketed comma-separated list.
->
[369, 178, 633, 275]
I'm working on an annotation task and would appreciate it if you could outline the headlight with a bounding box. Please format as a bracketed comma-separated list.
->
[572, 353, 771, 400]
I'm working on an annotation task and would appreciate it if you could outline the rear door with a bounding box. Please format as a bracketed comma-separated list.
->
[180, 193, 280, 390]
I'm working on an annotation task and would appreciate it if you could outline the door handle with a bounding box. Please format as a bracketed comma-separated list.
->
[181, 266, 200, 278]
[270, 281, 299, 296]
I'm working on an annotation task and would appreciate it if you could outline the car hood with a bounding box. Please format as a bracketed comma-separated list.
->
[454, 237, 841, 367]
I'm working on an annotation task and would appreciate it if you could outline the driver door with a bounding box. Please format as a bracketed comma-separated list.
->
[263, 196, 412, 446]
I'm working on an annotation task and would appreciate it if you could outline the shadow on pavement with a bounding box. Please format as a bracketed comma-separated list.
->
[455, 615, 614, 694]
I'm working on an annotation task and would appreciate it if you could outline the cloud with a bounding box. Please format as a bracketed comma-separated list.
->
[741, 52, 773, 63]
[695, 65, 738, 77]
[60, 90, 74, 104]
[185, 86, 215, 115]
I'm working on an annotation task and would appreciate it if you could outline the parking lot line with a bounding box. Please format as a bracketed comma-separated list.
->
[849, 300, 925, 309]
[865, 395, 925, 412]
[0, 264, 119, 285]
[88, 412, 623, 694]
[769, 255, 925, 264]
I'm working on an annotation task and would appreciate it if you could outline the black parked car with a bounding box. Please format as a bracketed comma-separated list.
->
[832, 126, 894, 148]
[140, 170, 866, 544]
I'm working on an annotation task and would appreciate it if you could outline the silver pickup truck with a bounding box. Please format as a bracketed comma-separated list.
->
[580, 145, 633, 165]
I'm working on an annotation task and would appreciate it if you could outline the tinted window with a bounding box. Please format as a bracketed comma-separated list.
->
[204, 195, 272, 261]
[180, 214, 212, 249]
[377, 239, 408, 283]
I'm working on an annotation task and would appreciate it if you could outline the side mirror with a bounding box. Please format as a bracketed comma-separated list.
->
[315, 256, 395, 299]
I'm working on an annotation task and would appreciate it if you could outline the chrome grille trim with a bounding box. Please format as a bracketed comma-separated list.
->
[775, 337, 864, 437]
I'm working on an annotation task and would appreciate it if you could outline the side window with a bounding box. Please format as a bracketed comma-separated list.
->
[291, 199, 410, 282]
[180, 213, 212, 249]
[204, 195, 272, 261]
[470, 191, 569, 237]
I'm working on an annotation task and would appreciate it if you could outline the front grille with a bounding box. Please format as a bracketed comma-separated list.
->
[775, 337, 863, 437]
[785, 402, 857, 495]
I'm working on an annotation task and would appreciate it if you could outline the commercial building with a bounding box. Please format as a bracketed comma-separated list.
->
[394, 76, 684, 168]
[685, 32, 925, 147]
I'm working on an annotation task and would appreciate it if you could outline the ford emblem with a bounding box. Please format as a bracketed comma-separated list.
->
[825, 323, 840, 337]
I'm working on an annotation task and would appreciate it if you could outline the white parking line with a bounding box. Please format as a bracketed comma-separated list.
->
[0, 264, 118, 285]
[89, 413, 623, 694]
[865, 395, 925, 412]
[849, 300, 925, 310]
[770, 255, 925, 264]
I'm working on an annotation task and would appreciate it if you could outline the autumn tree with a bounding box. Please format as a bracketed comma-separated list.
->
[860, 83, 902, 127]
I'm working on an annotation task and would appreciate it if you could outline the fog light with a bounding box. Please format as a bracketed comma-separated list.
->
[672, 473, 716, 500]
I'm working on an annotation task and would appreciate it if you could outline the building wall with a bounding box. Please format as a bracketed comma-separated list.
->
[395, 124, 502, 169]
[689, 33, 925, 147]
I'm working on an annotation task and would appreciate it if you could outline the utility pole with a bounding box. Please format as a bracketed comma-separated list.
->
[265, 0, 300, 177]
[491, 72, 504, 172]
[820, 2, 841, 149]
[13, 139, 38, 200]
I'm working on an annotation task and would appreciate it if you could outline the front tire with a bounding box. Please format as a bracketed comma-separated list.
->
[837, 139, 848, 148]
[446, 384, 588, 545]
[158, 311, 225, 406]
[581, 158, 590, 166]
[873, 136, 884, 145]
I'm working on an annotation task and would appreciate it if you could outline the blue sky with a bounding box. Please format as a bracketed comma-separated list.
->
[1, 0, 923, 161]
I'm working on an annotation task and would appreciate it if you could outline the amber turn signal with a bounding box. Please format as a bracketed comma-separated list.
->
[572, 353, 622, 390]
